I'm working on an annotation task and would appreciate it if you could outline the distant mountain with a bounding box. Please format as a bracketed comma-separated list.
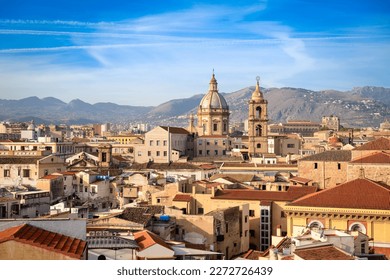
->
[0, 86, 388, 127]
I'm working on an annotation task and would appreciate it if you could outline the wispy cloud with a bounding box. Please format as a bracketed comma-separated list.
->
[0, 2, 389, 105]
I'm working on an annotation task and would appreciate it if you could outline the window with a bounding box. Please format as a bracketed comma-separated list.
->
[101, 152, 107, 162]
[198, 208, 204, 214]
[22, 169, 30, 178]
[244, 215, 248, 223]
[4, 169, 10, 177]
[206, 150, 210, 155]
[148, 151, 151, 156]
[163, 140, 167, 146]
[214, 140, 218, 145]
[249, 230, 255, 237]
[281, 211, 286, 218]
[256, 125, 262, 136]
[223, 122, 227, 132]
[249, 210, 255, 217]
[257, 143, 261, 148]
[287, 144, 295, 148]
[199, 150, 203, 155]
[225, 222, 229, 233]
[261, 185, 266, 190]
[222, 150, 226, 155]
[149, 140, 154, 146]
[213, 123, 218, 131]
[308, 221, 323, 230]
[157, 198, 161, 203]
[163, 151, 167, 157]
[214, 150, 218, 155]
[256, 106, 261, 119]
[206, 141, 210, 145]
[314, 163, 318, 169]
[156, 140, 160, 146]
[338, 163, 341, 170]
[198, 140, 203, 145]
[278, 185, 283, 191]
[349, 222, 366, 234]
[361, 242, 366, 254]
[156, 151, 160, 156]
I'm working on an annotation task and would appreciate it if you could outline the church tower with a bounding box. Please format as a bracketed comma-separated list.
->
[197, 72, 230, 136]
[248, 76, 268, 157]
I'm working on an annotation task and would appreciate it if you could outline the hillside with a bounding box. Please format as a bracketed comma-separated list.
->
[0, 86, 388, 128]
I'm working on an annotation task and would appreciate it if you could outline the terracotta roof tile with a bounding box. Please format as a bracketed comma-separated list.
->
[288, 178, 390, 210]
[354, 137, 390, 151]
[300, 150, 351, 162]
[0, 156, 43, 164]
[173, 194, 192, 202]
[134, 230, 172, 252]
[294, 244, 355, 260]
[0, 224, 86, 259]
[350, 151, 390, 164]
[213, 186, 317, 202]
[290, 176, 312, 184]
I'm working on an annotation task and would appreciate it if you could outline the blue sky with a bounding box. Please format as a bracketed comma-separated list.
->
[0, 0, 389, 106]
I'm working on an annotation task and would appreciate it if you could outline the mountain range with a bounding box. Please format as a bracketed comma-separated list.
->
[0, 86, 389, 128]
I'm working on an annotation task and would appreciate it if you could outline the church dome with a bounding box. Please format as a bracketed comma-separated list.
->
[199, 73, 229, 110]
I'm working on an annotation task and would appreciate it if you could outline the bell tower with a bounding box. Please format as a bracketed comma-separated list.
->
[248, 76, 268, 157]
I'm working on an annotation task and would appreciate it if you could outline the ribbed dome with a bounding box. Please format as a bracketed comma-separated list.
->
[199, 73, 229, 110]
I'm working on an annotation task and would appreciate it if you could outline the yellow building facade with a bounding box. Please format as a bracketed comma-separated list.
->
[284, 177, 390, 258]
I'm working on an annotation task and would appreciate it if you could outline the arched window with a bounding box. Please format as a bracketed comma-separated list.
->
[308, 220, 324, 231]
[256, 106, 262, 119]
[349, 222, 366, 234]
[256, 125, 262, 136]
[257, 143, 261, 148]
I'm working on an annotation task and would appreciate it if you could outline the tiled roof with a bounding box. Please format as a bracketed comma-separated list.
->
[173, 194, 192, 202]
[40, 174, 62, 180]
[119, 206, 164, 225]
[210, 173, 257, 182]
[350, 151, 390, 164]
[300, 150, 351, 162]
[294, 244, 355, 260]
[134, 230, 172, 252]
[242, 249, 263, 260]
[0, 224, 86, 259]
[212, 186, 317, 202]
[288, 178, 390, 210]
[0, 156, 43, 164]
[130, 162, 202, 170]
[290, 176, 312, 184]
[354, 137, 390, 151]
[199, 164, 217, 170]
[160, 126, 190, 135]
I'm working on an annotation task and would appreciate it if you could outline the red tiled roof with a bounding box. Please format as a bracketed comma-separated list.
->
[294, 244, 355, 260]
[212, 186, 317, 202]
[134, 230, 172, 252]
[173, 194, 192, 202]
[354, 137, 390, 151]
[40, 174, 62, 180]
[199, 164, 217, 170]
[0, 224, 86, 259]
[350, 151, 390, 164]
[288, 178, 390, 210]
[58, 171, 78, 175]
